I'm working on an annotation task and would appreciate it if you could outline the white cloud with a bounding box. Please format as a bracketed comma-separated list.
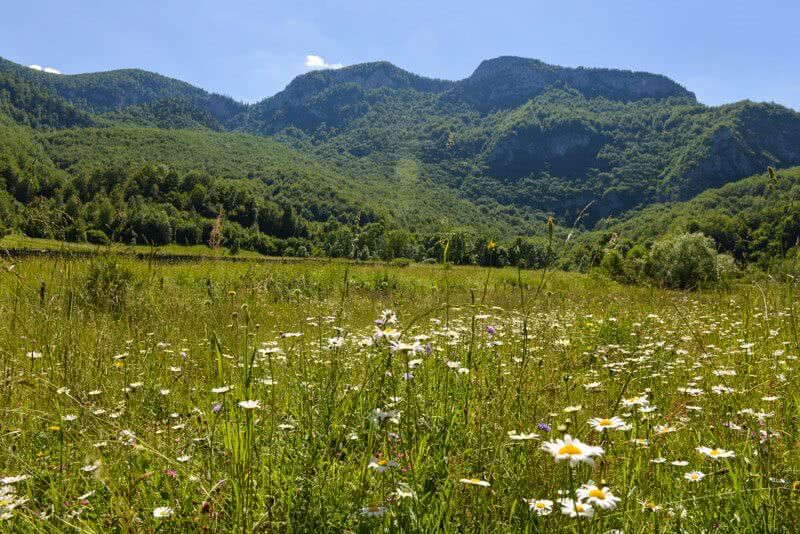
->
[304, 54, 342, 70]
[28, 64, 62, 75]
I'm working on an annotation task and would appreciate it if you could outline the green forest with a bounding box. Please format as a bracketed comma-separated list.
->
[2, 54, 800, 276]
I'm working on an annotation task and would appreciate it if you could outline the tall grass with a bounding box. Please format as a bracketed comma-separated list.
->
[0, 254, 798, 531]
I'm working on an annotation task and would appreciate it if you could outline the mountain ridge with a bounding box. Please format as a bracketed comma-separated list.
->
[2, 52, 800, 266]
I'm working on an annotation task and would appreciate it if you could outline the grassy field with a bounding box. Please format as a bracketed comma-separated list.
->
[0, 254, 799, 531]
[0, 234, 266, 260]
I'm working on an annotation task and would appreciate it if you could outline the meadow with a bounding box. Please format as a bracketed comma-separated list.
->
[0, 253, 799, 532]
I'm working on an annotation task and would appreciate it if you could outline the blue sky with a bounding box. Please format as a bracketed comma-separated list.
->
[2, 0, 798, 109]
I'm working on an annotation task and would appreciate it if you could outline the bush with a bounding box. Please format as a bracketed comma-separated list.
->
[84, 258, 136, 310]
[174, 221, 201, 245]
[86, 229, 109, 245]
[64, 222, 87, 243]
[600, 249, 627, 282]
[648, 233, 727, 289]
[129, 205, 172, 246]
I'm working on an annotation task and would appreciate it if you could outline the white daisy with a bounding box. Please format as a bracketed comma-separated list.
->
[576, 484, 620, 510]
[526, 499, 553, 515]
[541, 435, 604, 466]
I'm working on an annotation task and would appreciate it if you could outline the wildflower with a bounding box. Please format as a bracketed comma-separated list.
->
[588, 416, 625, 432]
[360, 505, 387, 517]
[0, 475, 29, 485]
[389, 341, 423, 354]
[541, 435, 603, 466]
[684, 471, 705, 482]
[653, 424, 677, 436]
[460, 478, 490, 487]
[577, 484, 620, 510]
[697, 446, 735, 460]
[152, 506, 174, 518]
[508, 431, 540, 441]
[368, 457, 398, 473]
[238, 400, 261, 410]
[537, 422, 552, 432]
[526, 499, 553, 515]
[370, 408, 401, 425]
[212, 385, 233, 394]
[559, 498, 594, 518]
[640, 500, 663, 513]
[622, 396, 648, 408]
[395, 482, 416, 499]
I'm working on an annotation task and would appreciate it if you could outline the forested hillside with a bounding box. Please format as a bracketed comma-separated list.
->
[581, 166, 800, 267]
[2, 54, 800, 267]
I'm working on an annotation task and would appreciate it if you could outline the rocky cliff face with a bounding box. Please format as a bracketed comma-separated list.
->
[451, 56, 696, 112]
[663, 103, 800, 200]
[486, 127, 607, 178]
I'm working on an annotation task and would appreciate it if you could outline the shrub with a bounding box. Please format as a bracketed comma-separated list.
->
[64, 222, 87, 243]
[84, 258, 135, 310]
[648, 233, 724, 289]
[600, 249, 627, 282]
[86, 229, 110, 245]
[174, 221, 201, 245]
[128, 205, 172, 246]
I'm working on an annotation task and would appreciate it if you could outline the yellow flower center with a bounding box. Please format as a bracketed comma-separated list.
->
[598, 419, 613, 426]
[469, 478, 481, 483]
[709, 449, 719, 456]
[588, 488, 606, 499]
[558, 443, 581, 456]
[535, 502, 546, 509]
[575, 504, 585, 512]
[377, 459, 388, 466]
[559, 443, 582, 455]
[691, 474, 699, 480]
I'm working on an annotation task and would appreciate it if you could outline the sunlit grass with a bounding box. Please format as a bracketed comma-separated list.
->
[0, 255, 798, 531]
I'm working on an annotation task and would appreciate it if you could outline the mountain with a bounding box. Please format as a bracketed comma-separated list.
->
[447, 56, 695, 112]
[0, 56, 245, 123]
[235, 62, 454, 134]
[1, 53, 800, 266]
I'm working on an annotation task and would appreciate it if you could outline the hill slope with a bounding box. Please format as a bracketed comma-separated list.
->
[586, 166, 800, 265]
[2, 53, 800, 265]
